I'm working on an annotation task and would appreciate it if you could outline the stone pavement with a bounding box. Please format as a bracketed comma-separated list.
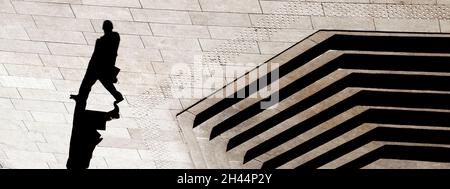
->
[0, 0, 450, 169]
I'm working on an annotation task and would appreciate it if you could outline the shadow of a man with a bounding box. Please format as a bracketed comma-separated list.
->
[71, 20, 123, 104]
[66, 20, 124, 170]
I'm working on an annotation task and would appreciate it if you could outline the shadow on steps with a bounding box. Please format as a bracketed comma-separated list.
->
[66, 101, 119, 170]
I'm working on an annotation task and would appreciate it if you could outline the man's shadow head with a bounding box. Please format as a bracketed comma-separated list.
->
[103, 20, 113, 34]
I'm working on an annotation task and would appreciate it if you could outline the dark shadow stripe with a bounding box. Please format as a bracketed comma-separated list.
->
[338, 145, 450, 169]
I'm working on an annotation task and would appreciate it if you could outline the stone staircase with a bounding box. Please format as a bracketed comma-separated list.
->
[176, 30, 450, 169]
